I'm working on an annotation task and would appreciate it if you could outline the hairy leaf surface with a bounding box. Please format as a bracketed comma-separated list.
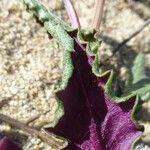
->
[22, 0, 143, 149]
[46, 32, 143, 150]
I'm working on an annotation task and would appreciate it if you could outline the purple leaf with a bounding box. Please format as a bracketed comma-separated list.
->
[0, 137, 22, 150]
[21, 1, 143, 149]
[46, 33, 143, 149]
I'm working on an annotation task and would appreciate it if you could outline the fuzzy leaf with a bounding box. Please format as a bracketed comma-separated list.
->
[22, 0, 75, 98]
[22, 0, 143, 149]
[23, 0, 75, 52]
[0, 137, 22, 150]
[45, 32, 143, 149]
[23, 0, 74, 31]
[125, 53, 150, 102]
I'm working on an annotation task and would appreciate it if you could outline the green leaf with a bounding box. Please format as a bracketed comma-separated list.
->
[125, 53, 150, 102]
[23, 0, 74, 31]
[22, 0, 75, 53]
[22, 0, 75, 128]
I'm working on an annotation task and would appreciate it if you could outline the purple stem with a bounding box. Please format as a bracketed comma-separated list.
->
[91, 0, 105, 30]
[63, 0, 80, 28]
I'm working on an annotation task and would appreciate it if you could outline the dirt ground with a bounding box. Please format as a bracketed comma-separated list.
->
[0, 0, 149, 149]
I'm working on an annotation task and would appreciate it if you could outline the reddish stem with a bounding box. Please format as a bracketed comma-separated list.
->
[91, 0, 105, 30]
[63, 0, 80, 28]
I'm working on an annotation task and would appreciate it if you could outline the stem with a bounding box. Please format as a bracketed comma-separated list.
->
[63, 0, 80, 28]
[0, 113, 67, 149]
[91, 0, 105, 30]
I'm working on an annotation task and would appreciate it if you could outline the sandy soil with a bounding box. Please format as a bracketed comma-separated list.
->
[0, 0, 149, 149]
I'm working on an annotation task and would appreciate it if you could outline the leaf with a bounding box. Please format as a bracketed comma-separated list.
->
[22, 0, 143, 149]
[124, 53, 150, 114]
[23, 0, 75, 52]
[23, 0, 74, 31]
[43, 30, 143, 149]
[22, 1, 75, 124]
[130, 53, 147, 83]
[125, 53, 150, 102]
[0, 137, 22, 150]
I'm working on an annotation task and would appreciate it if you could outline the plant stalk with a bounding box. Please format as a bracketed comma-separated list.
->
[63, 0, 80, 28]
[91, 0, 105, 30]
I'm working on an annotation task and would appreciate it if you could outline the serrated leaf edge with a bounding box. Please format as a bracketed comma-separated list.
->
[21, 1, 143, 149]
